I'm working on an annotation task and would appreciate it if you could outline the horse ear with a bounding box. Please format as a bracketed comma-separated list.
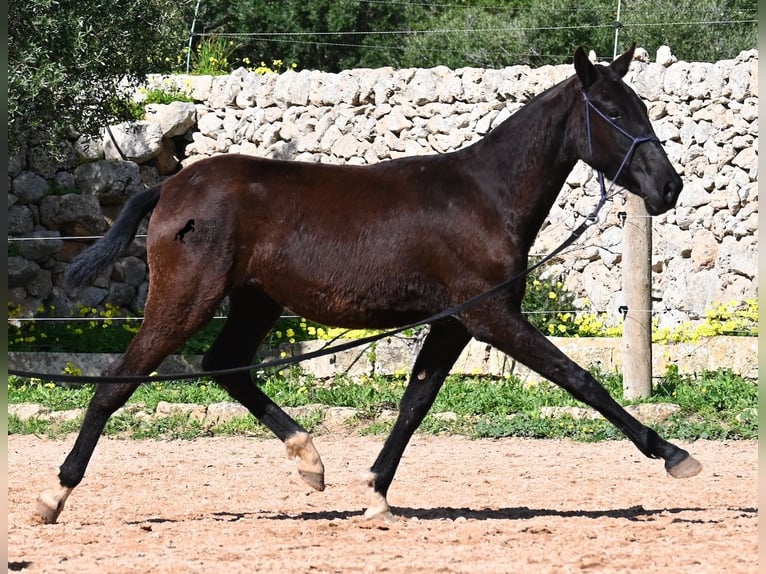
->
[574, 46, 596, 90]
[610, 42, 636, 77]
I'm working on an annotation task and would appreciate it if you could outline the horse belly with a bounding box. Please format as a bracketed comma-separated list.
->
[253, 255, 447, 330]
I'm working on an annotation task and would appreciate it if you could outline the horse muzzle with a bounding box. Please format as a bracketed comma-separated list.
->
[642, 171, 683, 215]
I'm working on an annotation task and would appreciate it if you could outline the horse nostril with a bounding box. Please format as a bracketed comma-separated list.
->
[663, 176, 682, 204]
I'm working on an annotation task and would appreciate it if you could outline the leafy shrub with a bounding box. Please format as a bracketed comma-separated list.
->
[8, 303, 140, 353]
[127, 87, 195, 120]
[190, 36, 241, 75]
[243, 58, 298, 75]
[653, 299, 758, 343]
[521, 263, 579, 335]
[142, 88, 194, 105]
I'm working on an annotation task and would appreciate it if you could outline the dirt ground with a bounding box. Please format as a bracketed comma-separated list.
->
[8, 434, 758, 573]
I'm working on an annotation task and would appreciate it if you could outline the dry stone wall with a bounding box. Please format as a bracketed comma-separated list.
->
[8, 47, 758, 329]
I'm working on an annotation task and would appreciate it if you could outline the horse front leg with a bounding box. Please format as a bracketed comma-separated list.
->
[363, 318, 471, 520]
[467, 310, 702, 479]
[36, 375, 142, 524]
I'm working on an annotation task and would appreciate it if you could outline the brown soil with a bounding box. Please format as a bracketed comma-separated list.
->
[8, 434, 757, 573]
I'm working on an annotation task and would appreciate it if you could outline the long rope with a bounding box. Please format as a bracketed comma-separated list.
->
[8, 204, 602, 384]
[11, 86, 653, 385]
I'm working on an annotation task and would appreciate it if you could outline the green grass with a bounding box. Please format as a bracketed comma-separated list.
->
[7, 366, 757, 441]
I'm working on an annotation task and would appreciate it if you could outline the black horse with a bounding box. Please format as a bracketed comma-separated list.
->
[38, 45, 700, 524]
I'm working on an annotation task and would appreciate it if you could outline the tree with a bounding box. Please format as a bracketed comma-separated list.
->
[9, 0, 194, 155]
[195, 0, 756, 71]
[195, 0, 427, 72]
[399, 2, 529, 69]
[617, 0, 757, 62]
[516, 1, 616, 65]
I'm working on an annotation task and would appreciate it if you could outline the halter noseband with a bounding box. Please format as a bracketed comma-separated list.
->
[582, 90, 660, 220]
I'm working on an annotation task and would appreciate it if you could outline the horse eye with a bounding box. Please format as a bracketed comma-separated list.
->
[608, 111, 622, 121]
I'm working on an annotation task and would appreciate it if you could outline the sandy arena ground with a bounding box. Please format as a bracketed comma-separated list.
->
[8, 434, 757, 573]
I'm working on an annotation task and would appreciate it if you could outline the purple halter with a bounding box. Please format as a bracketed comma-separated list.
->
[582, 90, 660, 220]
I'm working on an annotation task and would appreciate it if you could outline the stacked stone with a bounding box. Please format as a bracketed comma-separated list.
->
[7, 47, 758, 326]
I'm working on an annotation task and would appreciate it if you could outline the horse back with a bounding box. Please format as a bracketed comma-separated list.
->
[148, 154, 514, 327]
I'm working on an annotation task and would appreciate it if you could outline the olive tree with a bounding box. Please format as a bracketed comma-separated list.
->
[9, 0, 194, 155]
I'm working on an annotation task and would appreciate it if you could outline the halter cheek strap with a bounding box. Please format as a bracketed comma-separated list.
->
[582, 90, 660, 220]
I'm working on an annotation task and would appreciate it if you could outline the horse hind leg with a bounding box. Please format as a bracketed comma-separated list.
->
[202, 287, 325, 492]
[36, 275, 229, 524]
[362, 318, 471, 520]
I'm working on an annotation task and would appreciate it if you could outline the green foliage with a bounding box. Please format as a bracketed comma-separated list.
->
[653, 299, 758, 343]
[615, 0, 757, 64]
[8, 291, 758, 355]
[242, 59, 298, 75]
[8, 366, 756, 441]
[399, 5, 527, 69]
[9, 0, 195, 154]
[8, 304, 221, 355]
[8, 303, 141, 353]
[195, 0, 756, 72]
[196, 0, 422, 73]
[8, 377, 94, 410]
[142, 88, 195, 105]
[45, 178, 80, 196]
[125, 87, 196, 120]
[190, 36, 242, 75]
[522, 264, 580, 335]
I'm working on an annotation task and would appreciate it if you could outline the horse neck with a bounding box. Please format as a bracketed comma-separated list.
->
[463, 77, 582, 248]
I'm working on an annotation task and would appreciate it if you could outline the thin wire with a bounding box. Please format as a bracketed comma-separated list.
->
[8, 235, 148, 242]
[9, 309, 681, 324]
[198, 23, 619, 38]
[357, 0, 613, 12]
[185, 0, 202, 74]
[613, 0, 622, 60]
[9, 315, 293, 322]
[196, 19, 756, 39]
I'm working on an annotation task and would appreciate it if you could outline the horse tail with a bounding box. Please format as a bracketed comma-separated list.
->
[66, 184, 162, 288]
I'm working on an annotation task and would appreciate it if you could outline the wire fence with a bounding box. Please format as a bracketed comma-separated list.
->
[182, 0, 757, 71]
[8, 1, 758, 356]
[7, 215, 754, 334]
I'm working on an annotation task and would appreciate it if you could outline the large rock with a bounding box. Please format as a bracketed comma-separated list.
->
[16, 230, 64, 260]
[74, 160, 144, 205]
[8, 204, 35, 236]
[25, 267, 53, 299]
[12, 171, 49, 204]
[717, 236, 757, 279]
[103, 121, 164, 162]
[40, 194, 106, 234]
[110, 256, 147, 286]
[144, 101, 197, 137]
[208, 72, 243, 108]
[8, 257, 42, 289]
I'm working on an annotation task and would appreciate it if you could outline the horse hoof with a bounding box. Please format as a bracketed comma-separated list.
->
[363, 506, 397, 523]
[298, 469, 326, 492]
[35, 489, 70, 524]
[667, 454, 703, 479]
[285, 432, 325, 491]
[360, 471, 393, 521]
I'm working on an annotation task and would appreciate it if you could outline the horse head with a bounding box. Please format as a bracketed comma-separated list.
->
[572, 44, 683, 215]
